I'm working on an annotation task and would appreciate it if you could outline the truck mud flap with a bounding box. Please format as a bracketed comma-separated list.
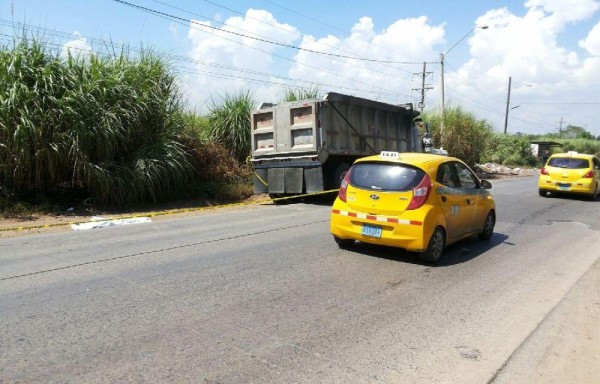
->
[284, 168, 303, 194]
[253, 168, 268, 193]
[267, 168, 285, 194]
[304, 167, 324, 193]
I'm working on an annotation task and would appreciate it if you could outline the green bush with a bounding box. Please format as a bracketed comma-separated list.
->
[481, 134, 538, 166]
[559, 139, 600, 157]
[0, 37, 192, 207]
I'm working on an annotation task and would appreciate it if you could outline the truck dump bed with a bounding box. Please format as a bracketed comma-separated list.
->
[250, 92, 421, 195]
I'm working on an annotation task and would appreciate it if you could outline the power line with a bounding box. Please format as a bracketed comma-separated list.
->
[109, 2, 414, 98]
[0, 31, 407, 100]
[438, 60, 555, 132]
[1, 19, 414, 100]
[156, 0, 420, 82]
[114, 0, 423, 65]
[265, 0, 348, 36]
[520, 102, 600, 105]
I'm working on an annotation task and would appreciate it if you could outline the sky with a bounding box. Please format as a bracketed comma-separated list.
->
[1, 0, 599, 136]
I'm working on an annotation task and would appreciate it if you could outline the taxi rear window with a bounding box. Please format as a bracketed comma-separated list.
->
[547, 157, 590, 169]
[349, 162, 424, 191]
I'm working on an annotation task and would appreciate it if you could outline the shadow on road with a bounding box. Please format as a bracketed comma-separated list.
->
[340, 232, 510, 267]
[542, 191, 599, 202]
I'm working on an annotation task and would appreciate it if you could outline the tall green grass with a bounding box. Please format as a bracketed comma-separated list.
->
[0, 37, 192, 207]
[207, 91, 254, 163]
[423, 106, 493, 167]
[282, 86, 320, 102]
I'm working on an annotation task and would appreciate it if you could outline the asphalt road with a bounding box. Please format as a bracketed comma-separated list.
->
[1, 176, 599, 383]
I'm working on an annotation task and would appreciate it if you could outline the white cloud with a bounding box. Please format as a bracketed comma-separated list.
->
[579, 21, 600, 55]
[182, 9, 300, 111]
[61, 32, 93, 59]
[525, 0, 600, 25]
[287, 16, 445, 103]
[448, 0, 600, 134]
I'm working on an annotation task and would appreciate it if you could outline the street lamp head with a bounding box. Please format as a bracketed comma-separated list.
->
[442, 25, 489, 56]
[513, 82, 533, 90]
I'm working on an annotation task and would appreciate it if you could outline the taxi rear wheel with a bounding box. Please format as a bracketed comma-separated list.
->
[589, 183, 598, 200]
[419, 227, 445, 263]
[478, 212, 495, 240]
[538, 189, 548, 197]
[333, 236, 354, 248]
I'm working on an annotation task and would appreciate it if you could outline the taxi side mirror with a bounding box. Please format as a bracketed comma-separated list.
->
[480, 180, 492, 189]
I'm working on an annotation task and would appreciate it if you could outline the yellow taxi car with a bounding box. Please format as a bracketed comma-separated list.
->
[330, 151, 496, 263]
[538, 151, 600, 199]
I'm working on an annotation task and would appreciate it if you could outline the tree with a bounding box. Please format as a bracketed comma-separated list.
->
[560, 125, 593, 139]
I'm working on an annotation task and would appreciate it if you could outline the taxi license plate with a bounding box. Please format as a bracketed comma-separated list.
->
[362, 224, 382, 238]
[558, 183, 571, 190]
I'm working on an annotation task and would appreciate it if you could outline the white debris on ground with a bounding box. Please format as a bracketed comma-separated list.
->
[475, 163, 539, 176]
[71, 217, 152, 231]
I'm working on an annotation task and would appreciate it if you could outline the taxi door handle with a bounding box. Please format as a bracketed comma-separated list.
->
[466, 198, 472, 205]
[441, 196, 447, 203]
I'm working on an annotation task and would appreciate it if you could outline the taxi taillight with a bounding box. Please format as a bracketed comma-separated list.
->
[540, 167, 549, 175]
[338, 170, 351, 202]
[583, 170, 594, 178]
[407, 173, 432, 210]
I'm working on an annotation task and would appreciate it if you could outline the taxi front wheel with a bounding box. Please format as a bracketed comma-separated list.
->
[419, 227, 445, 263]
[478, 212, 495, 240]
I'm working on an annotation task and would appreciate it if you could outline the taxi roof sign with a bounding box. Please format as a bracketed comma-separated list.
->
[380, 151, 400, 159]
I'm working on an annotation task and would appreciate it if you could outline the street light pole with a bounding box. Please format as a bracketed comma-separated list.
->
[503, 76, 512, 134]
[440, 25, 488, 138]
[440, 52, 445, 129]
[503, 78, 532, 134]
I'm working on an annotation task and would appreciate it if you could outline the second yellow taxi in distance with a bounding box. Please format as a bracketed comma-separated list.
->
[538, 151, 600, 199]
[330, 151, 496, 263]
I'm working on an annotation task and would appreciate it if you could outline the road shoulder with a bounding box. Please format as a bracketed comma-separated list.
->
[492, 257, 600, 383]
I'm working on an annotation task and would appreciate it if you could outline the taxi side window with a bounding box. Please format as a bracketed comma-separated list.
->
[436, 163, 455, 187]
[594, 158, 600, 170]
[455, 163, 478, 189]
[437, 163, 459, 187]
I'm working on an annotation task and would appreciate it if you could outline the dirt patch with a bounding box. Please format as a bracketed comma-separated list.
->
[0, 194, 272, 238]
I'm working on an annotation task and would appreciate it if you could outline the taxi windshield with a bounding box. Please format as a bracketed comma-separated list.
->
[547, 157, 590, 169]
[349, 162, 424, 191]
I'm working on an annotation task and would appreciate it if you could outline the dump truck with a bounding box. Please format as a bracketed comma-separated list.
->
[250, 92, 423, 197]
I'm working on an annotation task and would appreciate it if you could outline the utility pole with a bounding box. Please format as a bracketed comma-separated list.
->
[412, 61, 433, 114]
[440, 53, 445, 132]
[503, 76, 512, 134]
[556, 117, 564, 137]
[440, 25, 489, 137]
